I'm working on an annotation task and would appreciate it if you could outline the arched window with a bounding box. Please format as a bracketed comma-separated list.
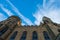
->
[0, 27, 8, 36]
[58, 29, 60, 32]
[20, 31, 27, 40]
[32, 31, 38, 40]
[0, 24, 3, 27]
[9, 31, 18, 40]
[55, 33, 60, 40]
[43, 31, 50, 40]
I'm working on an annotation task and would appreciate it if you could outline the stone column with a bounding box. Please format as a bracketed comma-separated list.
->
[26, 31, 32, 40]
[15, 31, 23, 40]
[0, 29, 11, 40]
[0, 21, 10, 31]
[45, 24, 56, 40]
[0, 25, 6, 31]
[38, 32, 44, 40]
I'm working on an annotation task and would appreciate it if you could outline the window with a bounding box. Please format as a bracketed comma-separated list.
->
[43, 31, 50, 40]
[0, 24, 3, 27]
[32, 31, 38, 40]
[56, 34, 60, 40]
[9, 31, 18, 40]
[0, 27, 8, 36]
[58, 29, 60, 32]
[20, 31, 27, 40]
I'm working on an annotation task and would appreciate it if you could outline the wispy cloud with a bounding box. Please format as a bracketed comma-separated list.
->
[0, 13, 7, 21]
[33, 11, 43, 25]
[0, 4, 13, 16]
[6, 0, 34, 25]
[33, 0, 60, 25]
[21, 23, 26, 26]
[43, 0, 55, 9]
[1, 0, 60, 25]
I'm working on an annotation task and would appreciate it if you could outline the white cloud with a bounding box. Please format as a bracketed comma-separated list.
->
[0, 13, 7, 21]
[1, 0, 60, 25]
[21, 23, 26, 26]
[44, 9, 60, 23]
[33, 0, 60, 25]
[33, 10, 43, 25]
[0, 4, 13, 16]
[6, 0, 34, 25]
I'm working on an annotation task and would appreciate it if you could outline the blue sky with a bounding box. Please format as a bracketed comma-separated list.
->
[0, 0, 60, 25]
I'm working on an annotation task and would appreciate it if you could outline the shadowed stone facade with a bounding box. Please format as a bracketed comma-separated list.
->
[0, 16, 60, 40]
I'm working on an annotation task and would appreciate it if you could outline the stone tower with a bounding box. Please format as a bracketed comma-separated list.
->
[0, 16, 60, 40]
[0, 16, 21, 40]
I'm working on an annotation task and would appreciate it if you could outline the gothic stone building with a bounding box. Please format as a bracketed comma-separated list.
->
[0, 16, 60, 40]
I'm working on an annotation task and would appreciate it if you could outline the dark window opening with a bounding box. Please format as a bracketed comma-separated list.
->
[32, 31, 38, 40]
[58, 29, 60, 32]
[0, 27, 8, 36]
[9, 31, 18, 40]
[43, 31, 50, 40]
[20, 31, 27, 40]
[0, 24, 3, 27]
[56, 34, 60, 40]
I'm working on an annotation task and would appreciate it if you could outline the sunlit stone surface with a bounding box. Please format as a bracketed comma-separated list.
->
[0, 16, 60, 40]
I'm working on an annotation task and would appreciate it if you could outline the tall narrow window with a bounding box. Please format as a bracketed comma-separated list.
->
[43, 31, 50, 40]
[56, 34, 60, 40]
[0, 24, 3, 27]
[20, 31, 27, 40]
[32, 31, 38, 40]
[0, 27, 8, 36]
[9, 31, 18, 40]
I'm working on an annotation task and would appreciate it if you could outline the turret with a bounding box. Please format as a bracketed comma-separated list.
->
[42, 16, 53, 24]
[0, 16, 21, 40]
